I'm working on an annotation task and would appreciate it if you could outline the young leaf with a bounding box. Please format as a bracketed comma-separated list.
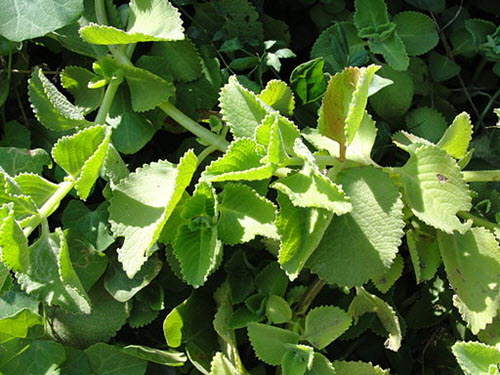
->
[61, 66, 104, 114]
[452, 341, 500, 375]
[258, 80, 295, 117]
[349, 287, 402, 351]
[399, 144, 472, 233]
[52, 125, 111, 200]
[247, 322, 300, 365]
[85, 343, 147, 375]
[266, 295, 292, 324]
[201, 138, 274, 182]
[303, 306, 352, 349]
[218, 183, 278, 245]
[333, 360, 390, 375]
[28, 68, 93, 131]
[437, 112, 473, 159]
[0, 147, 51, 176]
[80, 0, 184, 44]
[438, 228, 500, 334]
[318, 65, 380, 146]
[173, 182, 222, 288]
[256, 114, 300, 165]
[219, 76, 273, 139]
[308, 166, 404, 287]
[394, 11, 438, 56]
[406, 228, 441, 283]
[109, 150, 197, 278]
[276, 193, 333, 280]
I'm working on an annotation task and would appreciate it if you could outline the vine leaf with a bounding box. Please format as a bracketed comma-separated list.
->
[201, 138, 274, 182]
[308, 166, 404, 287]
[452, 341, 500, 375]
[303, 306, 352, 349]
[173, 182, 223, 288]
[247, 322, 300, 365]
[52, 125, 112, 200]
[258, 80, 295, 116]
[399, 144, 472, 234]
[218, 183, 278, 245]
[80, 0, 184, 45]
[438, 228, 500, 334]
[318, 65, 380, 147]
[28, 68, 93, 131]
[348, 287, 402, 351]
[109, 150, 197, 278]
[437, 112, 473, 159]
[219, 76, 273, 139]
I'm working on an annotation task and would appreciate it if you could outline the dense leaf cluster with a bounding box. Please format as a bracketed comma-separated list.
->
[0, 0, 499, 374]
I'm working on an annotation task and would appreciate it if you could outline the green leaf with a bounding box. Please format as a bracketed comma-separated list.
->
[0, 0, 83, 42]
[52, 125, 111, 200]
[210, 352, 238, 375]
[281, 344, 315, 375]
[0, 147, 51, 175]
[201, 138, 274, 182]
[14, 174, 59, 215]
[478, 318, 500, 348]
[62, 200, 114, 252]
[406, 228, 441, 284]
[394, 12, 438, 56]
[452, 341, 500, 375]
[405, 107, 447, 143]
[255, 262, 289, 297]
[333, 360, 390, 375]
[173, 182, 222, 287]
[272, 140, 352, 214]
[305, 354, 336, 375]
[308, 166, 404, 287]
[61, 66, 104, 115]
[371, 254, 404, 293]
[256, 114, 301, 165]
[28, 68, 93, 131]
[368, 32, 409, 71]
[104, 253, 162, 302]
[318, 65, 380, 145]
[354, 0, 390, 30]
[0, 288, 41, 341]
[437, 112, 473, 159]
[217, 0, 264, 44]
[122, 65, 175, 112]
[399, 144, 472, 233]
[218, 183, 278, 245]
[266, 295, 292, 324]
[0, 121, 30, 148]
[121, 345, 186, 366]
[219, 76, 273, 139]
[348, 287, 402, 351]
[429, 52, 461, 82]
[85, 343, 147, 375]
[303, 306, 352, 349]
[46, 283, 130, 349]
[438, 228, 500, 334]
[0, 171, 38, 224]
[150, 40, 203, 82]
[247, 322, 300, 365]
[369, 65, 414, 120]
[109, 150, 197, 278]
[258, 80, 295, 117]
[80, 0, 184, 44]
[290, 58, 327, 105]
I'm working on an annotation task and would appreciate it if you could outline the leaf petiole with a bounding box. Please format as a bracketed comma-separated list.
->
[462, 170, 500, 182]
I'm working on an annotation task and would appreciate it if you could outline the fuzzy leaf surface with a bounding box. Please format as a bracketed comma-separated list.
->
[406, 229, 441, 283]
[303, 306, 352, 349]
[149, 40, 203, 82]
[258, 80, 295, 116]
[437, 112, 473, 159]
[452, 341, 500, 375]
[333, 360, 390, 375]
[61, 66, 104, 114]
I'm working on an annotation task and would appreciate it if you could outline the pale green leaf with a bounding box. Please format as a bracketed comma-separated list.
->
[394, 12, 438, 56]
[0, 0, 83, 42]
[308, 166, 404, 287]
[406, 228, 441, 283]
[348, 287, 402, 351]
[452, 341, 500, 375]
[46, 284, 130, 349]
[438, 228, 500, 334]
[247, 322, 300, 365]
[318, 65, 380, 145]
[333, 360, 390, 375]
[14, 174, 59, 212]
[346, 112, 378, 165]
[28, 68, 93, 131]
[210, 352, 238, 375]
[437, 112, 473, 159]
[255, 114, 300, 165]
[399, 144, 472, 233]
[371, 254, 404, 293]
[122, 345, 186, 366]
[61, 66, 104, 115]
[266, 295, 292, 324]
[258, 80, 295, 116]
[201, 138, 274, 182]
[150, 40, 203, 82]
[0, 148, 51, 176]
[80, 0, 184, 44]
[0, 171, 38, 224]
[0, 204, 30, 272]
[218, 183, 278, 245]
[303, 306, 352, 349]
[122, 65, 175, 112]
[0, 308, 42, 340]
[305, 354, 336, 375]
[219, 76, 273, 139]
[281, 344, 315, 375]
[109, 150, 197, 278]
[85, 343, 147, 375]
[276, 193, 333, 280]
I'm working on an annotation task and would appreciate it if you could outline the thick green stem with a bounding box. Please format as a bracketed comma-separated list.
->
[462, 170, 500, 182]
[94, 74, 122, 124]
[95, 0, 109, 25]
[458, 211, 500, 232]
[23, 179, 75, 237]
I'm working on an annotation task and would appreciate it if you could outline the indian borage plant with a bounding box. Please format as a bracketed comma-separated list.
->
[0, 0, 499, 374]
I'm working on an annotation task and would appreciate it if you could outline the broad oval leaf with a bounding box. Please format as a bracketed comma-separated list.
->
[303, 306, 352, 349]
[247, 322, 300, 365]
